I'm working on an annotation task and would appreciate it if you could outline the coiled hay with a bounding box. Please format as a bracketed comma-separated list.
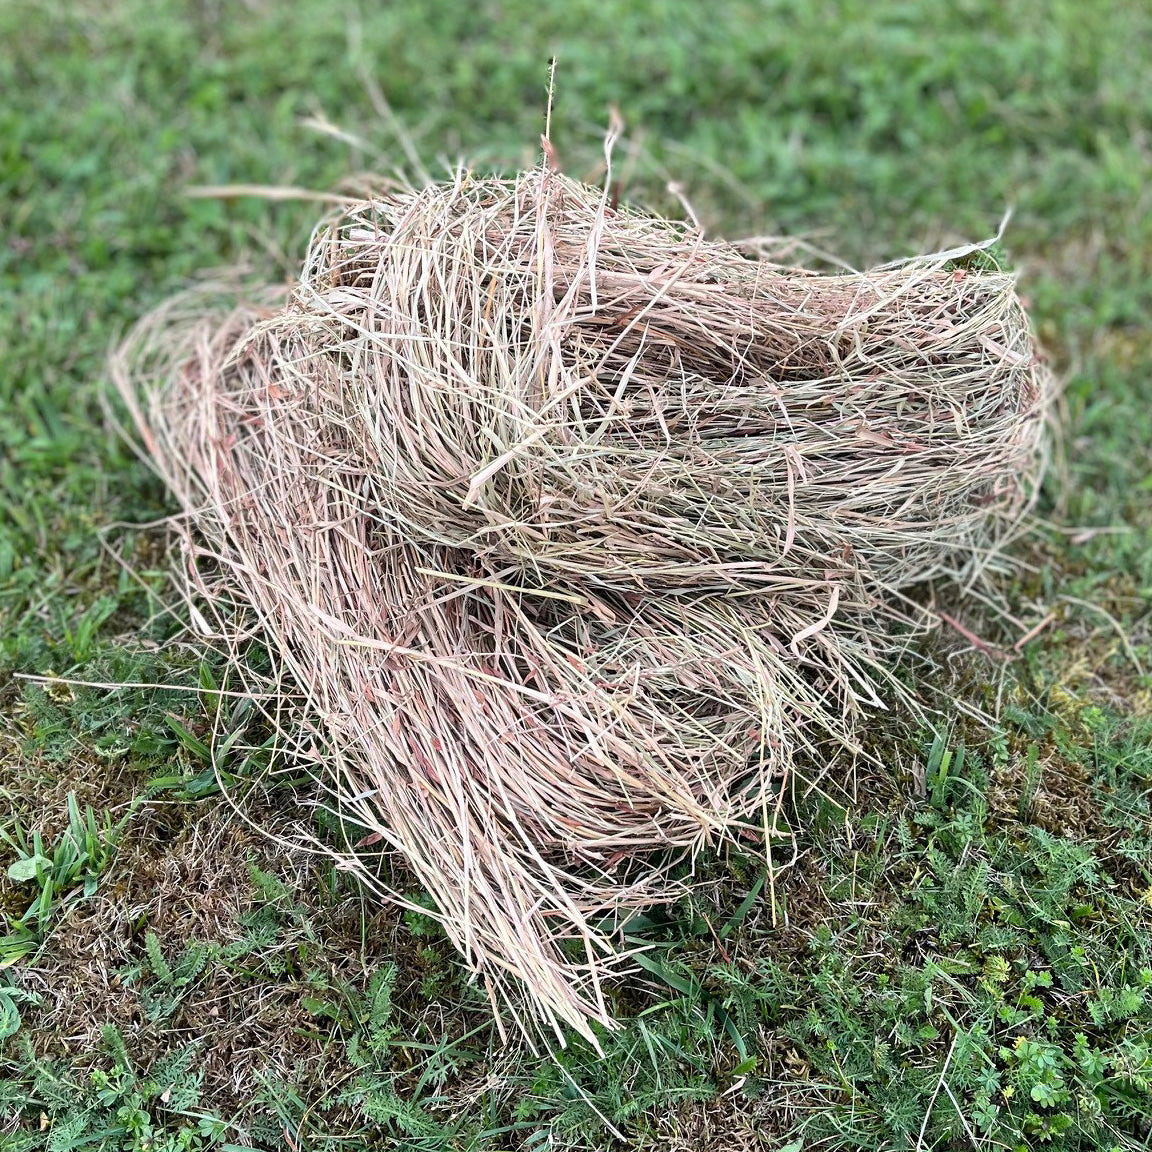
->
[113, 166, 1050, 1040]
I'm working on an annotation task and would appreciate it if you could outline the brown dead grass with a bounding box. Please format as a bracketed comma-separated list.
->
[112, 162, 1052, 1040]
[9, 773, 389, 1115]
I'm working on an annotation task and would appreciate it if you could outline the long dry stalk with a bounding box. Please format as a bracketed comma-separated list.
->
[112, 165, 1050, 1041]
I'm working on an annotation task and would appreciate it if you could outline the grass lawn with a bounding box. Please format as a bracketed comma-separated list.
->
[2, 1, 1151, 1148]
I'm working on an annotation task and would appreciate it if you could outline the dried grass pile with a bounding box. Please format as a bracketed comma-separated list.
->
[113, 164, 1050, 1040]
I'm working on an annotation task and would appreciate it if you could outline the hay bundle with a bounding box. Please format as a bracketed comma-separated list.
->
[113, 166, 1049, 1040]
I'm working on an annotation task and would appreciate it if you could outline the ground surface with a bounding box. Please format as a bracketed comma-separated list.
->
[1, 1, 1151, 1149]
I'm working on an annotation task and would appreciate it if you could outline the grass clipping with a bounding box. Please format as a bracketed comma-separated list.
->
[113, 166, 1049, 1041]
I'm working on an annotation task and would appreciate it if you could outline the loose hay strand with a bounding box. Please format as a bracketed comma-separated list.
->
[112, 163, 1051, 1041]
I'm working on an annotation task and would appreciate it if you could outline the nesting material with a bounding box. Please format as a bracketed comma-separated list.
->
[113, 166, 1049, 1040]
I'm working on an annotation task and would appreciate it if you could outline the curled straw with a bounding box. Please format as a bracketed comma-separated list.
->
[112, 162, 1050, 1042]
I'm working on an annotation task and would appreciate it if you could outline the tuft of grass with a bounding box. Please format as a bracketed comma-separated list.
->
[1, 794, 132, 968]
